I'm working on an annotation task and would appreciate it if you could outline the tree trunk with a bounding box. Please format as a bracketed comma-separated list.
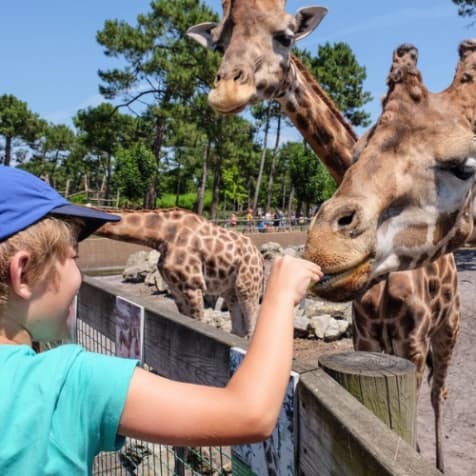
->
[105, 152, 112, 201]
[4, 135, 12, 166]
[175, 160, 181, 207]
[264, 113, 282, 213]
[195, 139, 210, 215]
[296, 198, 303, 218]
[210, 147, 223, 221]
[252, 103, 271, 212]
[287, 185, 295, 217]
[144, 117, 165, 209]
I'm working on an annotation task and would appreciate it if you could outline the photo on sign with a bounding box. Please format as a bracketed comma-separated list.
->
[114, 296, 144, 363]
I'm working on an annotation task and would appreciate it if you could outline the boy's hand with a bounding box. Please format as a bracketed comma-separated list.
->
[265, 255, 323, 306]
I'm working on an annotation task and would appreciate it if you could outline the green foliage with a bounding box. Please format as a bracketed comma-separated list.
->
[96, 0, 220, 104]
[158, 190, 212, 210]
[222, 165, 249, 209]
[283, 141, 336, 206]
[0, 94, 43, 165]
[296, 43, 373, 128]
[452, 0, 476, 19]
[112, 142, 156, 201]
[73, 103, 136, 155]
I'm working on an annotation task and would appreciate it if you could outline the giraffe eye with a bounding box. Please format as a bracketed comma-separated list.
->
[445, 157, 476, 181]
[274, 32, 293, 48]
[213, 44, 224, 54]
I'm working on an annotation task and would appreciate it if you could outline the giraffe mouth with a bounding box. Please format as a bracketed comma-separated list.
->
[212, 103, 248, 114]
[309, 258, 374, 302]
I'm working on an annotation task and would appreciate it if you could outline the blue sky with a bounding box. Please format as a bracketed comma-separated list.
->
[0, 1, 473, 137]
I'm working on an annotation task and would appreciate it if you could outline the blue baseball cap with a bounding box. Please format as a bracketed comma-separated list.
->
[0, 166, 120, 242]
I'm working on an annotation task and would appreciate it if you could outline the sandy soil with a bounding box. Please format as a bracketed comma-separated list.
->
[95, 248, 476, 475]
[415, 249, 476, 475]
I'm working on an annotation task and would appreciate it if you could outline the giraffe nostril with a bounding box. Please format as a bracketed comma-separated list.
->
[233, 70, 245, 83]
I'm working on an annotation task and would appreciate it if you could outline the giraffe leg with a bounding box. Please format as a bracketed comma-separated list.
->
[232, 266, 264, 338]
[223, 290, 248, 337]
[171, 287, 205, 320]
[428, 309, 460, 474]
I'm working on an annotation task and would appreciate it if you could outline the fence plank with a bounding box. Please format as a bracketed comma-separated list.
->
[79, 276, 440, 476]
[297, 369, 440, 476]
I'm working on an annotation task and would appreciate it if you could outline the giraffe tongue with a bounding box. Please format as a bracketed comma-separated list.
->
[309, 259, 373, 299]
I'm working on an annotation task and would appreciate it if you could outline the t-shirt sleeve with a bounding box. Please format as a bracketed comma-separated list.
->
[63, 348, 139, 453]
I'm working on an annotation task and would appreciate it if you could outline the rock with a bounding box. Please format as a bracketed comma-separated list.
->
[337, 319, 351, 337]
[203, 309, 231, 333]
[123, 250, 160, 283]
[293, 313, 311, 338]
[214, 296, 226, 312]
[283, 246, 299, 257]
[122, 265, 148, 283]
[260, 242, 283, 260]
[144, 269, 168, 293]
[324, 318, 342, 341]
[283, 245, 304, 257]
[309, 314, 332, 339]
[302, 298, 352, 322]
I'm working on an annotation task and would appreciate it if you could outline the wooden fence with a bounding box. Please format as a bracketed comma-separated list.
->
[78, 275, 441, 476]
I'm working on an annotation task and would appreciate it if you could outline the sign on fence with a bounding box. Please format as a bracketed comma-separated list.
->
[230, 347, 299, 476]
[114, 296, 145, 364]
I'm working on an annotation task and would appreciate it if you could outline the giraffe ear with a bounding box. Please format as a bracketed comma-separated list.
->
[186, 22, 218, 50]
[294, 6, 328, 42]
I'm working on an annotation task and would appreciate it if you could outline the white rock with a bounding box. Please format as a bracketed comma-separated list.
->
[309, 314, 332, 339]
[324, 318, 341, 341]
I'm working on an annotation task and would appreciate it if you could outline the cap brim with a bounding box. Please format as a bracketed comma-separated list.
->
[49, 204, 120, 241]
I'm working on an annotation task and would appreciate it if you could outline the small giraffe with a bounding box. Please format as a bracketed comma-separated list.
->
[96, 208, 264, 337]
[305, 42, 476, 472]
[188, 3, 462, 471]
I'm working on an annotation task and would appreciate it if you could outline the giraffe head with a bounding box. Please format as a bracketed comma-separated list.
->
[186, 1, 327, 113]
[304, 40, 476, 302]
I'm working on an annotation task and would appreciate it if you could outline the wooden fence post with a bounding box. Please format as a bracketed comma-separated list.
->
[319, 351, 417, 447]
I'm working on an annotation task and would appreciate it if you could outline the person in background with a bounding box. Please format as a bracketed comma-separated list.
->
[230, 212, 237, 228]
[245, 208, 254, 232]
[0, 166, 322, 475]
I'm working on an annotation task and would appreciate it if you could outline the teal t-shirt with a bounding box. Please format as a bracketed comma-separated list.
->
[0, 344, 138, 475]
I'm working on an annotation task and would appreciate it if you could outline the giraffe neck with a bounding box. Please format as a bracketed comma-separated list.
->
[276, 55, 357, 184]
[94, 209, 202, 248]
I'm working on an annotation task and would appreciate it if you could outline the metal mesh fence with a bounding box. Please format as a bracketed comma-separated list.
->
[76, 318, 235, 476]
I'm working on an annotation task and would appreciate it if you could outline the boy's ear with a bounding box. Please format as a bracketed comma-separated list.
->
[9, 251, 33, 299]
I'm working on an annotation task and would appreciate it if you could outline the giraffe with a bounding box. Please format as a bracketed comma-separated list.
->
[187, 2, 461, 471]
[95, 208, 264, 338]
[186, 3, 356, 184]
[304, 41, 476, 472]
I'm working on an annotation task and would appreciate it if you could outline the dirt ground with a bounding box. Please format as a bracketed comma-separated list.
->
[95, 247, 476, 475]
[415, 248, 476, 475]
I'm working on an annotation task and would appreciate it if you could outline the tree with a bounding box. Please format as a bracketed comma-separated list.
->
[26, 123, 76, 188]
[112, 142, 156, 204]
[73, 103, 136, 201]
[296, 42, 373, 128]
[96, 0, 221, 207]
[452, 0, 476, 21]
[0, 95, 42, 166]
[284, 141, 336, 217]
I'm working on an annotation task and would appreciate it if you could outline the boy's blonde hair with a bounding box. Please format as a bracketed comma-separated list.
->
[0, 217, 80, 308]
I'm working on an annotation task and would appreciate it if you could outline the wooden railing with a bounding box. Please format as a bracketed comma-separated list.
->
[78, 275, 441, 476]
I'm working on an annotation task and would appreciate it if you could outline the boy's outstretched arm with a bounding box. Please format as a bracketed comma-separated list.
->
[118, 256, 322, 446]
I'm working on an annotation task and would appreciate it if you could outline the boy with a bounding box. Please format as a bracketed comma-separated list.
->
[0, 166, 322, 475]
